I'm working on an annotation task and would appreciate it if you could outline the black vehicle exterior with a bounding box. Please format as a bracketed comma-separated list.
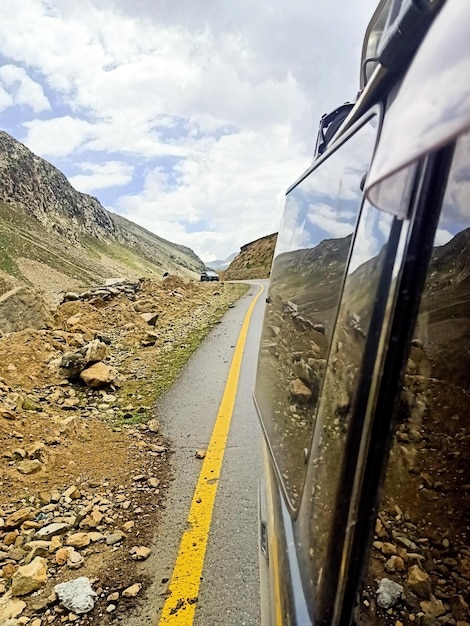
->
[254, 1, 470, 624]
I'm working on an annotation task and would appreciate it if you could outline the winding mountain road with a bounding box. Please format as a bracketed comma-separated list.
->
[128, 280, 268, 626]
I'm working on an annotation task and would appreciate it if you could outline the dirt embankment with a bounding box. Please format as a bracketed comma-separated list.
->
[223, 233, 277, 280]
[0, 276, 247, 625]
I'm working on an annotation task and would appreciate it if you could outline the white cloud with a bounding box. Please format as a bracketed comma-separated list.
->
[0, 0, 379, 260]
[0, 85, 13, 112]
[23, 116, 94, 157]
[68, 160, 134, 193]
[116, 127, 302, 259]
[434, 228, 453, 247]
[274, 194, 311, 255]
[307, 203, 356, 239]
[0, 64, 50, 112]
[348, 203, 393, 273]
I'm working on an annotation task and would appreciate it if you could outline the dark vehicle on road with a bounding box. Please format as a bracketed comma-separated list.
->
[254, 1, 470, 624]
[200, 270, 220, 282]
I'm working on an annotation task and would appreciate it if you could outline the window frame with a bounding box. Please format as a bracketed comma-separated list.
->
[335, 143, 457, 625]
[254, 105, 383, 515]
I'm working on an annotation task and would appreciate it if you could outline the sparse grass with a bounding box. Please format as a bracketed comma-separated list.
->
[114, 283, 249, 425]
[0, 204, 102, 284]
[81, 235, 162, 275]
[115, 325, 209, 425]
[80, 235, 104, 260]
[0, 234, 21, 277]
[0, 202, 163, 288]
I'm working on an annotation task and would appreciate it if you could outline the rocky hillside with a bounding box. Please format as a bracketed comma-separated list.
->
[0, 275, 247, 625]
[0, 131, 205, 304]
[223, 233, 277, 280]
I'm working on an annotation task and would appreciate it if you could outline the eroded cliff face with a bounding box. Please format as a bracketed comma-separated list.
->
[223, 233, 277, 280]
[0, 130, 205, 300]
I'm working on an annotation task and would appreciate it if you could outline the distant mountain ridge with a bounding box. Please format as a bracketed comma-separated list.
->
[0, 131, 205, 300]
[206, 252, 237, 271]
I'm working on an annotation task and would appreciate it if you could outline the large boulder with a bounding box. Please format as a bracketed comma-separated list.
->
[0, 286, 52, 333]
[54, 577, 97, 614]
[11, 557, 48, 596]
[55, 339, 108, 379]
[289, 378, 313, 403]
[79, 362, 118, 388]
[82, 339, 108, 363]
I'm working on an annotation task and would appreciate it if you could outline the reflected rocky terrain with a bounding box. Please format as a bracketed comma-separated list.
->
[256, 222, 390, 507]
[254, 115, 377, 507]
[256, 223, 469, 623]
[255, 235, 352, 505]
[357, 228, 470, 625]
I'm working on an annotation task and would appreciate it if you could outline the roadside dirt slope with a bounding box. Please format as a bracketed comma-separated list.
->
[0, 275, 247, 625]
[224, 233, 277, 280]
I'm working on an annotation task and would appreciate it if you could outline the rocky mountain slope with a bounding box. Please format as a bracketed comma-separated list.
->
[0, 131, 205, 304]
[223, 233, 277, 280]
[0, 131, 253, 624]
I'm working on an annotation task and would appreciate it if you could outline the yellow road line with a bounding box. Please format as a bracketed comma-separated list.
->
[158, 283, 265, 625]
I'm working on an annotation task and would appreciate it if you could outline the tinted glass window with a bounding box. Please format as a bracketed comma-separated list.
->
[357, 132, 470, 624]
[301, 202, 398, 617]
[255, 115, 378, 508]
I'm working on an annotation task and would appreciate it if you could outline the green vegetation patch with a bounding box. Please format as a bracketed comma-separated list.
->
[81, 235, 161, 275]
[114, 283, 249, 425]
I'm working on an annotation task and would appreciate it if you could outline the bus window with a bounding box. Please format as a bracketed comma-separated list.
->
[357, 131, 470, 624]
[301, 199, 402, 619]
[255, 113, 379, 509]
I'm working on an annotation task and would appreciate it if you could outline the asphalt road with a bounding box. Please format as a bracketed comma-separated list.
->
[128, 280, 268, 626]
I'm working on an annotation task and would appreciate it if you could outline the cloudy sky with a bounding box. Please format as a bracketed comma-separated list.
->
[0, 0, 377, 262]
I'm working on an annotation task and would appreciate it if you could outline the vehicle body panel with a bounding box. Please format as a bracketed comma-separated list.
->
[254, 1, 470, 623]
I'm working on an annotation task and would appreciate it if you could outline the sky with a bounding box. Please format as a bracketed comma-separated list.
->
[275, 113, 385, 272]
[0, 0, 378, 262]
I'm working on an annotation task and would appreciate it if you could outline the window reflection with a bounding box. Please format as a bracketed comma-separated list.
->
[358, 133, 470, 624]
[255, 116, 378, 508]
[303, 204, 396, 616]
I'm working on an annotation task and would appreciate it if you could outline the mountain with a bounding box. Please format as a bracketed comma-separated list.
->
[268, 227, 470, 385]
[206, 252, 237, 271]
[0, 130, 205, 303]
[223, 233, 277, 280]
[421, 227, 470, 386]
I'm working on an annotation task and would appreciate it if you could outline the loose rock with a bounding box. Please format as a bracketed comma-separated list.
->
[122, 582, 142, 598]
[146, 419, 160, 433]
[67, 548, 84, 569]
[376, 578, 403, 609]
[79, 362, 119, 388]
[289, 378, 312, 403]
[11, 557, 48, 596]
[130, 546, 151, 560]
[407, 564, 432, 599]
[35, 522, 70, 539]
[0, 595, 27, 622]
[4, 508, 34, 530]
[16, 459, 42, 475]
[420, 596, 446, 617]
[66, 533, 91, 549]
[54, 577, 97, 614]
